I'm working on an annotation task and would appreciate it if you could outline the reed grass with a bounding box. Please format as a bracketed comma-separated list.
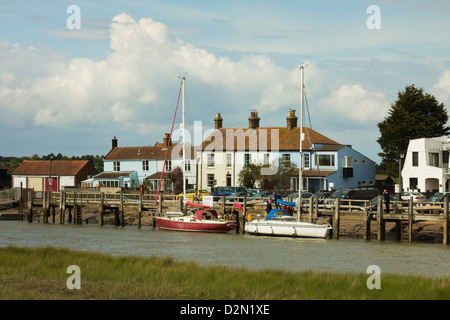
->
[0, 246, 449, 300]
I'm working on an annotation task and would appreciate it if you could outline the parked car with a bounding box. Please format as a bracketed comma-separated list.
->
[210, 186, 246, 201]
[401, 191, 426, 203]
[426, 192, 450, 203]
[370, 194, 399, 209]
[332, 187, 379, 201]
[285, 191, 313, 200]
[225, 191, 250, 203]
[176, 189, 210, 201]
[311, 191, 332, 205]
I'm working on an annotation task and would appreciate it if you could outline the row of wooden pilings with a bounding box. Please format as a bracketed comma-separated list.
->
[25, 190, 449, 244]
[329, 197, 449, 245]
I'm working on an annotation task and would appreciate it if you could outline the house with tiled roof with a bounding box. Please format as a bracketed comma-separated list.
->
[91, 135, 196, 191]
[197, 110, 376, 193]
[12, 160, 98, 191]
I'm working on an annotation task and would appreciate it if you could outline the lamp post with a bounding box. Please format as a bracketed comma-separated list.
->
[46, 155, 53, 223]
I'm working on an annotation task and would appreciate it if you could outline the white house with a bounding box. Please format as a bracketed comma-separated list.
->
[401, 136, 450, 194]
[197, 111, 376, 192]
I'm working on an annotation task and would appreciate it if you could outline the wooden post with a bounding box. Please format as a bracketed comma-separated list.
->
[138, 194, 142, 229]
[444, 197, 448, 245]
[158, 193, 163, 217]
[333, 198, 340, 239]
[27, 190, 34, 223]
[408, 197, 413, 243]
[314, 198, 319, 222]
[377, 195, 385, 241]
[42, 190, 48, 223]
[221, 196, 226, 218]
[51, 205, 56, 224]
[99, 192, 104, 226]
[308, 198, 313, 223]
[120, 191, 125, 227]
[242, 196, 247, 234]
[114, 207, 120, 226]
[363, 208, 371, 240]
[59, 191, 64, 224]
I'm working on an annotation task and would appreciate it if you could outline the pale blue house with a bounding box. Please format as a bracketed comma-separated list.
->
[91, 135, 196, 191]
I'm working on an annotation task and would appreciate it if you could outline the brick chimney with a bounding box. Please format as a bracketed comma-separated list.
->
[214, 113, 223, 129]
[248, 111, 260, 129]
[163, 133, 172, 147]
[112, 136, 118, 149]
[286, 110, 298, 130]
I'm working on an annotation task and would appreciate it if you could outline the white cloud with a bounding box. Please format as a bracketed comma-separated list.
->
[0, 13, 300, 133]
[431, 70, 450, 107]
[320, 84, 388, 123]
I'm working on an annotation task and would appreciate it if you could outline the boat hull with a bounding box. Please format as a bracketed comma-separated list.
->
[244, 219, 330, 239]
[153, 216, 237, 233]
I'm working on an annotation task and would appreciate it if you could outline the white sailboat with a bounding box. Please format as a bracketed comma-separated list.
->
[244, 66, 331, 239]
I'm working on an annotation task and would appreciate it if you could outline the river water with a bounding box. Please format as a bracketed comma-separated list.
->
[1, 221, 449, 278]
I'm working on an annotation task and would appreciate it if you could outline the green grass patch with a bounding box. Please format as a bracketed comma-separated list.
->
[0, 246, 449, 300]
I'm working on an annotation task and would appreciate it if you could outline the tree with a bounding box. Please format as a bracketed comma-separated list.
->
[377, 85, 450, 167]
[238, 163, 263, 188]
[168, 166, 183, 195]
[261, 159, 297, 192]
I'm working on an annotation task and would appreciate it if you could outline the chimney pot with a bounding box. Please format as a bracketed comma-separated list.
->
[112, 136, 118, 149]
[163, 133, 172, 147]
[286, 110, 298, 130]
[248, 111, 260, 129]
[214, 113, 223, 129]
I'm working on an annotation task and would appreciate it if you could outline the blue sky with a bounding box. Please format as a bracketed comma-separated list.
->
[1, 0, 450, 164]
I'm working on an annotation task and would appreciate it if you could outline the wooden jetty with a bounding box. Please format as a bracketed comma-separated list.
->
[19, 190, 450, 244]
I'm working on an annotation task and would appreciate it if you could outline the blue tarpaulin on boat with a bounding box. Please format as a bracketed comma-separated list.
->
[276, 199, 296, 207]
[265, 209, 286, 219]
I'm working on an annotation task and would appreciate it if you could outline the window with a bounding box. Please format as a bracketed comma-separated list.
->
[244, 153, 251, 167]
[142, 160, 149, 171]
[208, 154, 215, 168]
[412, 152, 419, 167]
[165, 160, 172, 171]
[100, 180, 120, 188]
[185, 159, 191, 172]
[264, 153, 270, 166]
[227, 154, 232, 168]
[282, 154, 290, 163]
[304, 153, 310, 168]
[343, 156, 353, 168]
[113, 161, 120, 172]
[410, 177, 418, 190]
[207, 174, 215, 188]
[428, 153, 439, 167]
[316, 154, 335, 167]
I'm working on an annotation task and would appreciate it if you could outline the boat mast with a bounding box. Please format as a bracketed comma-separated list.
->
[181, 76, 186, 202]
[298, 66, 304, 222]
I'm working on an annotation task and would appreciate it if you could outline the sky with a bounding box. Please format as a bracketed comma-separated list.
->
[1, 0, 450, 164]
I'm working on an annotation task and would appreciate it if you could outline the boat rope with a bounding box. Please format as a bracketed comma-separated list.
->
[152, 81, 183, 213]
[304, 89, 327, 216]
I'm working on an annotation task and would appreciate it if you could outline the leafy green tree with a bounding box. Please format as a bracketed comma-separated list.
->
[377, 85, 449, 167]
[238, 163, 263, 188]
[261, 159, 297, 192]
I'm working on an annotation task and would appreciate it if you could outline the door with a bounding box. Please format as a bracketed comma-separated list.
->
[44, 177, 58, 192]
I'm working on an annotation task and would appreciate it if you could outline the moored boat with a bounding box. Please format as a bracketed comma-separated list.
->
[153, 202, 237, 233]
